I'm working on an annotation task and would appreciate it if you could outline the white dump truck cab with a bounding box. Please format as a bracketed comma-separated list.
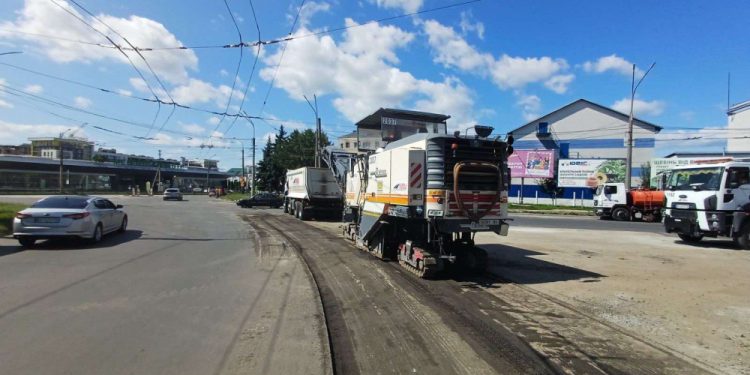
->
[663, 160, 750, 248]
[593, 183, 627, 218]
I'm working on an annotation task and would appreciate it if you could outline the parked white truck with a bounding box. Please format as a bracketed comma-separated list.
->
[284, 167, 343, 220]
[663, 160, 750, 249]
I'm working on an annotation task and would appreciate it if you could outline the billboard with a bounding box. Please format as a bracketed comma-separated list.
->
[557, 159, 626, 187]
[508, 150, 555, 178]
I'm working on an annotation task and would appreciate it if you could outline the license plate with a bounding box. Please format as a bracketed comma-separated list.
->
[675, 204, 690, 209]
[35, 217, 59, 223]
[479, 219, 499, 225]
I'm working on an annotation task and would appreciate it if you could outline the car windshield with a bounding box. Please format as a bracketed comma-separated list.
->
[667, 167, 724, 191]
[31, 196, 89, 209]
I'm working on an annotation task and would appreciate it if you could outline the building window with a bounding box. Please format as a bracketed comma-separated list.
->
[345, 142, 350, 148]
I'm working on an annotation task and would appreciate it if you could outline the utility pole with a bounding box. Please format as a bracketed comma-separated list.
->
[241, 145, 245, 193]
[240, 112, 257, 196]
[58, 131, 64, 194]
[251, 136, 256, 196]
[625, 62, 655, 190]
[304, 94, 321, 168]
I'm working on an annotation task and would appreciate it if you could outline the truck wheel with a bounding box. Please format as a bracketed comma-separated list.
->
[734, 223, 750, 250]
[283, 202, 289, 213]
[612, 207, 630, 221]
[295, 202, 302, 219]
[298, 203, 309, 221]
[678, 233, 703, 243]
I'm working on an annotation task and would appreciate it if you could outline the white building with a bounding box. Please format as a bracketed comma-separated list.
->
[728, 100, 750, 152]
[337, 131, 383, 154]
[508, 99, 661, 200]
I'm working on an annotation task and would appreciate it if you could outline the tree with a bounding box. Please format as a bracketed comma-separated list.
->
[255, 127, 330, 193]
[538, 178, 564, 204]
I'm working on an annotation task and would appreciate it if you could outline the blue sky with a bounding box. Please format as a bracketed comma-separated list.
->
[0, 0, 748, 168]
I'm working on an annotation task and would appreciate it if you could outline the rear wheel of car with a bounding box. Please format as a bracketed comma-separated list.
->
[678, 233, 703, 243]
[90, 223, 103, 244]
[18, 237, 36, 248]
[118, 216, 128, 233]
[734, 222, 750, 250]
[612, 207, 630, 221]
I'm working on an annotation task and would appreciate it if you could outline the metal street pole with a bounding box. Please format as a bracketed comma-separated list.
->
[240, 112, 256, 196]
[304, 94, 321, 168]
[241, 143, 245, 193]
[59, 131, 64, 193]
[625, 62, 655, 189]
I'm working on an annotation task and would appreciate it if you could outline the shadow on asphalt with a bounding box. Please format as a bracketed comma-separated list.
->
[478, 243, 604, 285]
[674, 239, 745, 251]
[14, 229, 144, 251]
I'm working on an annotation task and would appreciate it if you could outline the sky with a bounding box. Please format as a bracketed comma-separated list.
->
[0, 0, 749, 169]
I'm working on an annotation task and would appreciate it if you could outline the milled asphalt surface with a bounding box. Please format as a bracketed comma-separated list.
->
[0, 195, 329, 375]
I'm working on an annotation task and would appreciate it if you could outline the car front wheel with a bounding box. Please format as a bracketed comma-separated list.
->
[118, 216, 128, 233]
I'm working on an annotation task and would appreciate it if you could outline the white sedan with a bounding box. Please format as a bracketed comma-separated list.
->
[13, 195, 128, 248]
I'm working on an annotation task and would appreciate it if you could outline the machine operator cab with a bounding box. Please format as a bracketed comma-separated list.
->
[354, 108, 450, 153]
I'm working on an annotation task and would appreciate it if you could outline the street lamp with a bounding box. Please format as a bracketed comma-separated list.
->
[625, 62, 656, 189]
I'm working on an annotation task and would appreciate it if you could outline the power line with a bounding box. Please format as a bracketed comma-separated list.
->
[211, 0, 246, 135]
[47, 0, 165, 134]
[222, 0, 263, 136]
[65, 0, 177, 137]
[0, 82, 253, 141]
[7, 0, 481, 53]
[260, 0, 306, 114]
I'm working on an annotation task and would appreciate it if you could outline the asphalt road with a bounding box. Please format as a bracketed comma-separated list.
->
[511, 213, 666, 234]
[0, 195, 329, 375]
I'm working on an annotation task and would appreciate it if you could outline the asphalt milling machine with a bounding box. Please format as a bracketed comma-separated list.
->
[321, 108, 514, 278]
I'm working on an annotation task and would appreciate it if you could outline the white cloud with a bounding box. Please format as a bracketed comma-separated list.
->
[422, 20, 570, 92]
[23, 84, 43, 94]
[207, 116, 221, 126]
[182, 123, 205, 135]
[0, 0, 198, 84]
[219, 69, 229, 77]
[544, 74, 575, 94]
[371, 0, 423, 13]
[260, 19, 476, 126]
[459, 10, 484, 40]
[612, 98, 665, 117]
[0, 120, 86, 143]
[516, 94, 541, 121]
[129, 77, 243, 108]
[116, 88, 133, 96]
[74, 96, 92, 109]
[296, 1, 331, 28]
[582, 54, 643, 78]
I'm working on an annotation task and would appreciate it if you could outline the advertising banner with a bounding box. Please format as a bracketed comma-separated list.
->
[508, 150, 556, 178]
[557, 159, 626, 187]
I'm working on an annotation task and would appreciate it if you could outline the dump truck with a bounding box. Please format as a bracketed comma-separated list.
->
[663, 159, 750, 248]
[593, 182, 665, 222]
[283, 167, 343, 220]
